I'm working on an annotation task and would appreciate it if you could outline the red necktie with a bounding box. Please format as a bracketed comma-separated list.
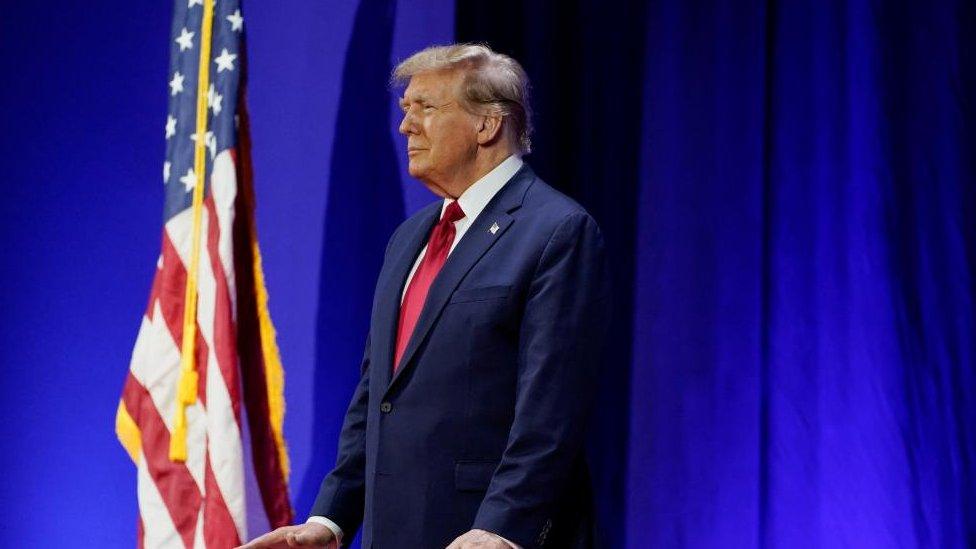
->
[394, 200, 466, 371]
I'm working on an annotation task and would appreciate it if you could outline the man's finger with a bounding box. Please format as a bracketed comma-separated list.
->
[236, 526, 294, 548]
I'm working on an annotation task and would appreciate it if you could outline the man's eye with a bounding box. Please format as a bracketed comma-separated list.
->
[423, 105, 436, 111]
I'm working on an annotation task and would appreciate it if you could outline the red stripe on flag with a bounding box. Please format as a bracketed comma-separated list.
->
[122, 373, 201, 548]
[197, 194, 246, 542]
[147, 229, 214, 409]
[204, 195, 242, 424]
[137, 515, 145, 549]
[203, 449, 243, 547]
[146, 231, 186, 335]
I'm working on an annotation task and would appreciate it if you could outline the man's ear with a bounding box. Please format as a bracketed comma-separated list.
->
[476, 114, 504, 146]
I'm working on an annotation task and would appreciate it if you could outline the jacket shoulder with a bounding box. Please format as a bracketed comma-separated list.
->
[519, 173, 600, 232]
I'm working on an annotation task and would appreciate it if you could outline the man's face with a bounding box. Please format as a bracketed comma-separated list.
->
[398, 69, 480, 197]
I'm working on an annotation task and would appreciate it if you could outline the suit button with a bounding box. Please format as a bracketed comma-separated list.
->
[380, 402, 392, 413]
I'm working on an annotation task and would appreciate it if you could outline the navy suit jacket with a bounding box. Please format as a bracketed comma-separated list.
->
[311, 164, 612, 548]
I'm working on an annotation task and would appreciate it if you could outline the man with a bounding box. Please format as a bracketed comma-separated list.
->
[241, 43, 610, 549]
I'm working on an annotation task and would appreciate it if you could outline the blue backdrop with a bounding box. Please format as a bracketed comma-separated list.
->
[0, 0, 973, 547]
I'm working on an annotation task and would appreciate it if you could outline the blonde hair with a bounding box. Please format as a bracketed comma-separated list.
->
[393, 43, 533, 154]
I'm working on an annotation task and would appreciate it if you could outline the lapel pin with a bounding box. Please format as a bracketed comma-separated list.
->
[489, 222, 500, 235]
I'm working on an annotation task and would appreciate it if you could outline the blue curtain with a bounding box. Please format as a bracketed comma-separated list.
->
[459, 0, 975, 547]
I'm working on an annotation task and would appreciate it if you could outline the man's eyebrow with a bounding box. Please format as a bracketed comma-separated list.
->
[400, 93, 431, 105]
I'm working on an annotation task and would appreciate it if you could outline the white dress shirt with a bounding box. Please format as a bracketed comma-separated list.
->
[401, 154, 524, 302]
[309, 154, 524, 548]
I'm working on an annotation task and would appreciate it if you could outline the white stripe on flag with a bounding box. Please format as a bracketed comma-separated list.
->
[212, 150, 239, 319]
[207, 364, 248, 540]
[128, 305, 179, 434]
[129, 289, 207, 494]
[196, 207, 248, 540]
[137, 454, 183, 548]
[194, 507, 206, 548]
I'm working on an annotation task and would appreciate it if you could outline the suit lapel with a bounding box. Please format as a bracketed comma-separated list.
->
[372, 204, 440, 389]
[385, 166, 534, 395]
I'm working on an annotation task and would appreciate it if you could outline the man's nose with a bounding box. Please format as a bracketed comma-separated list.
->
[399, 111, 417, 135]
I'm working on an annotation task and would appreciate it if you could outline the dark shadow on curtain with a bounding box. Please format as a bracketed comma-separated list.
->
[456, 4, 648, 547]
[877, 1, 976, 546]
[298, 0, 404, 531]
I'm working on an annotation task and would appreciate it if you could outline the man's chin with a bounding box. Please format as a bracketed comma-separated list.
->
[407, 162, 428, 180]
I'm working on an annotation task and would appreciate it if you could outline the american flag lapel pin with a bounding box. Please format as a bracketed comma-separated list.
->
[489, 221, 500, 234]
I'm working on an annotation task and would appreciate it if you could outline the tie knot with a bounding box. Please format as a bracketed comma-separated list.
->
[441, 200, 465, 225]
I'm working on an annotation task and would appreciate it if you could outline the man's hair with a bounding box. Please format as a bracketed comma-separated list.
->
[392, 43, 533, 155]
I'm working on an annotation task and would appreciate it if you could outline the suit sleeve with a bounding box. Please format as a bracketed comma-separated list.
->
[308, 333, 371, 541]
[471, 211, 612, 547]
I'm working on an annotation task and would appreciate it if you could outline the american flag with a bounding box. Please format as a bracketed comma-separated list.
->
[116, 0, 293, 546]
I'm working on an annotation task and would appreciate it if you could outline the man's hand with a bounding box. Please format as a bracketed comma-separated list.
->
[446, 529, 516, 549]
[236, 522, 337, 549]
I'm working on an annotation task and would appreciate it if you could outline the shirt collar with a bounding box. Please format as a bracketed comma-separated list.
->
[441, 155, 524, 222]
